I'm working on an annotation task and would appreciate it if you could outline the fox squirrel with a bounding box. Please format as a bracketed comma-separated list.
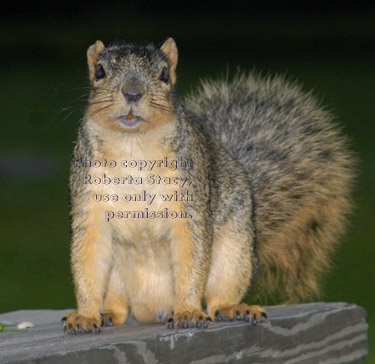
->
[62, 38, 354, 333]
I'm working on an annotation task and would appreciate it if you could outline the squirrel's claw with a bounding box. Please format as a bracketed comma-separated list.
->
[213, 304, 267, 324]
[167, 311, 212, 329]
[101, 313, 113, 327]
[62, 311, 101, 334]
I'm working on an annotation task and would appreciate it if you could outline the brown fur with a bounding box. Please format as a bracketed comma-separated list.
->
[185, 73, 355, 303]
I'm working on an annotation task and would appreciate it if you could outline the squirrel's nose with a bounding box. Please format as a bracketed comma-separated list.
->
[121, 79, 145, 104]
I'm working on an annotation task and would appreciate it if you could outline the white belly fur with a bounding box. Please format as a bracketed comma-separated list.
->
[84, 121, 185, 321]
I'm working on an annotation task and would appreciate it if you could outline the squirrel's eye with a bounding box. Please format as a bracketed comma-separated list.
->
[159, 67, 169, 83]
[95, 64, 106, 80]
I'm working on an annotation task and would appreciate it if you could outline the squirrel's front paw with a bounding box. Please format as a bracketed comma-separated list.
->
[61, 311, 101, 334]
[167, 311, 212, 329]
[213, 303, 267, 325]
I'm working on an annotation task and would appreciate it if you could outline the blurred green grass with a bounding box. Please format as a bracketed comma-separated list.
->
[0, 16, 374, 361]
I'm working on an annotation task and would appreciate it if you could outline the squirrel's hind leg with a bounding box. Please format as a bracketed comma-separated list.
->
[204, 219, 264, 322]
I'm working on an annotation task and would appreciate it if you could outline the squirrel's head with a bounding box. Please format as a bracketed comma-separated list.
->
[85, 38, 178, 133]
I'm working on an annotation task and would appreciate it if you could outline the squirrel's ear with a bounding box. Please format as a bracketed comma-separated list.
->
[160, 37, 178, 86]
[87, 40, 105, 83]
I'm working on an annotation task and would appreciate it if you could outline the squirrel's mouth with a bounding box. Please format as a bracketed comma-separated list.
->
[117, 111, 143, 129]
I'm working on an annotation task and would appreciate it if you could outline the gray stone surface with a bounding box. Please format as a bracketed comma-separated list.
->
[0, 302, 368, 364]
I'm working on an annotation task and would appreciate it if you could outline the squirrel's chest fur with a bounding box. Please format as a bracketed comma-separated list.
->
[80, 119, 181, 314]
[86, 119, 182, 243]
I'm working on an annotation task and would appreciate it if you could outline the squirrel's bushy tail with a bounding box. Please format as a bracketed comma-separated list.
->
[185, 73, 355, 303]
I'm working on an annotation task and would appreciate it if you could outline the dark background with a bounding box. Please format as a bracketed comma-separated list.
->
[1, 1, 374, 360]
